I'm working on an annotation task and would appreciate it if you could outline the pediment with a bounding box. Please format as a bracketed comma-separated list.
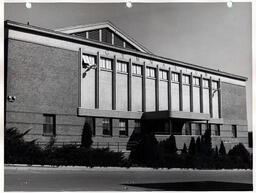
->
[56, 22, 152, 54]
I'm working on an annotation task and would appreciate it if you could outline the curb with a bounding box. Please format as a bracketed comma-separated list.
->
[4, 164, 252, 172]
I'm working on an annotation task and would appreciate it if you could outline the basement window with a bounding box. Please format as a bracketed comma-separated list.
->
[43, 114, 56, 136]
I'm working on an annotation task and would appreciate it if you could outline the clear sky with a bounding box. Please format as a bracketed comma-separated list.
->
[4, 2, 252, 130]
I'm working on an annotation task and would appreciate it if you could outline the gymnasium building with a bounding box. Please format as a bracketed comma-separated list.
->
[5, 20, 249, 151]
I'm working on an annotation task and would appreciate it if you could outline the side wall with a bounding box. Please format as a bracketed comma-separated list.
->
[220, 82, 248, 147]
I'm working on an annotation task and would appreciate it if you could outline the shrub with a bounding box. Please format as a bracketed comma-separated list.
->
[200, 128, 212, 156]
[159, 135, 177, 155]
[195, 137, 201, 154]
[5, 127, 44, 164]
[188, 137, 196, 155]
[81, 122, 93, 148]
[129, 133, 160, 167]
[181, 143, 188, 154]
[219, 141, 226, 155]
[228, 143, 251, 168]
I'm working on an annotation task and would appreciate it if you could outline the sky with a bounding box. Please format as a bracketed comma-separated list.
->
[4, 2, 252, 130]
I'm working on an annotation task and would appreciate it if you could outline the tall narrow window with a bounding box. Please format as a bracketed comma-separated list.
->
[119, 119, 128, 136]
[182, 74, 190, 84]
[232, 125, 237, 138]
[193, 77, 200, 86]
[102, 118, 112, 136]
[171, 73, 179, 82]
[203, 79, 209, 88]
[132, 64, 142, 75]
[100, 58, 112, 70]
[146, 67, 156, 78]
[159, 70, 168, 80]
[43, 114, 56, 136]
[117, 61, 128, 73]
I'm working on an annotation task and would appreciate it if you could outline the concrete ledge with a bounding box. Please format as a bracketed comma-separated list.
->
[78, 107, 143, 119]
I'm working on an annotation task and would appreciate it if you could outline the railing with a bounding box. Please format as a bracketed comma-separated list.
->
[36, 141, 139, 152]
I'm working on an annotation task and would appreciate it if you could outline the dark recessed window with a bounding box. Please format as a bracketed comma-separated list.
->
[146, 67, 156, 78]
[119, 119, 128, 136]
[185, 123, 191, 135]
[213, 124, 220, 136]
[102, 118, 112, 136]
[194, 123, 202, 135]
[117, 61, 128, 73]
[232, 125, 237, 138]
[101, 28, 112, 44]
[132, 64, 142, 75]
[100, 58, 112, 70]
[43, 114, 56, 136]
[125, 42, 137, 51]
[159, 70, 168, 80]
[88, 30, 99, 41]
[171, 73, 179, 82]
[74, 32, 86, 38]
[114, 35, 124, 47]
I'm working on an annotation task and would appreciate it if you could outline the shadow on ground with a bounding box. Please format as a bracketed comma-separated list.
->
[122, 181, 253, 191]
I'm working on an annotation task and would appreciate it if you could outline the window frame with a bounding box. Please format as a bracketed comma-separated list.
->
[43, 114, 56, 136]
[159, 70, 168, 80]
[119, 119, 128, 137]
[182, 74, 190, 85]
[117, 61, 128, 73]
[100, 57, 113, 70]
[171, 72, 180, 83]
[232, 125, 237, 138]
[146, 67, 156, 78]
[102, 118, 112, 136]
[132, 64, 142, 76]
[193, 77, 200, 86]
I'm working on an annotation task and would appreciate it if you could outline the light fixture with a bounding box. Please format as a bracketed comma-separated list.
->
[126, 1, 132, 8]
[227, 1, 233, 8]
[25, 2, 32, 9]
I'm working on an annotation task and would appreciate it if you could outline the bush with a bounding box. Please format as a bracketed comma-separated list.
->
[81, 122, 93, 148]
[219, 141, 226, 155]
[129, 133, 160, 167]
[188, 137, 196, 155]
[228, 143, 251, 168]
[159, 135, 177, 155]
[5, 128, 44, 164]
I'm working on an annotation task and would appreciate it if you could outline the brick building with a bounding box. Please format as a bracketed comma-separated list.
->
[5, 20, 249, 151]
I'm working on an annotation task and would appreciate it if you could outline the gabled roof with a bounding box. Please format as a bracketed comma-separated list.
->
[55, 21, 152, 54]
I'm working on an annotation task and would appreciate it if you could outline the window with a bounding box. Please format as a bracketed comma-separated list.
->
[114, 34, 124, 47]
[88, 29, 99, 41]
[101, 28, 112, 44]
[185, 123, 191, 135]
[194, 123, 202, 135]
[119, 119, 128, 136]
[213, 124, 220, 136]
[100, 58, 112, 70]
[82, 54, 96, 66]
[232, 125, 237, 138]
[203, 79, 209, 88]
[117, 61, 128, 73]
[212, 81, 218, 90]
[102, 118, 112, 136]
[171, 73, 180, 82]
[193, 77, 200, 86]
[132, 64, 142, 75]
[146, 67, 156, 78]
[159, 70, 168, 80]
[182, 75, 190, 84]
[43, 114, 56, 136]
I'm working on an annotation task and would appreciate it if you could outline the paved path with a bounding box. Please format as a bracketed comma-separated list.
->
[4, 166, 253, 191]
